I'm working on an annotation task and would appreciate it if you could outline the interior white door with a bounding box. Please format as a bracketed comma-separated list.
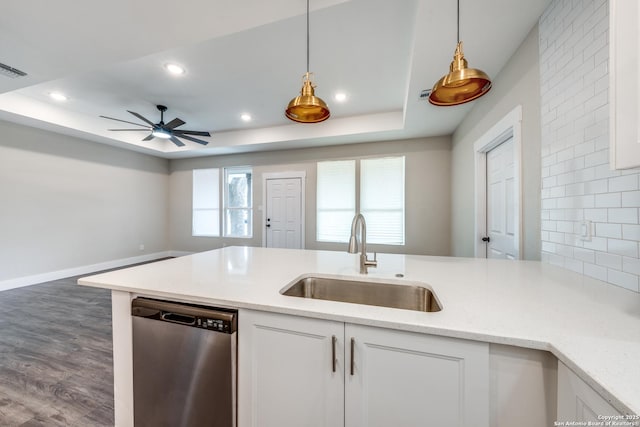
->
[486, 137, 518, 259]
[265, 178, 302, 249]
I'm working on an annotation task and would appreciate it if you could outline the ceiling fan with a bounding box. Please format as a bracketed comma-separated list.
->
[100, 105, 211, 147]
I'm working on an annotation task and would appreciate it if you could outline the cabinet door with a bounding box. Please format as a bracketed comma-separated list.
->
[238, 309, 344, 427]
[345, 324, 489, 427]
[610, 0, 640, 169]
[557, 362, 621, 421]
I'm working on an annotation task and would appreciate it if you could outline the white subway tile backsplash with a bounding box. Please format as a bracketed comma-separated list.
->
[564, 258, 583, 273]
[594, 193, 621, 208]
[622, 224, 640, 241]
[574, 247, 595, 263]
[607, 269, 639, 292]
[585, 179, 608, 194]
[621, 191, 640, 207]
[595, 223, 622, 239]
[607, 208, 638, 224]
[607, 239, 639, 257]
[595, 251, 622, 269]
[557, 221, 575, 233]
[584, 208, 607, 222]
[584, 149, 609, 167]
[608, 175, 639, 192]
[582, 236, 607, 251]
[623, 257, 640, 276]
[540, 0, 640, 293]
[583, 262, 608, 281]
[557, 244, 575, 257]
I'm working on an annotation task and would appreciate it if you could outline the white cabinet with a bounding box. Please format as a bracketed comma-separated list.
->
[239, 309, 489, 427]
[557, 362, 621, 421]
[345, 323, 489, 427]
[238, 310, 344, 427]
[610, 0, 640, 169]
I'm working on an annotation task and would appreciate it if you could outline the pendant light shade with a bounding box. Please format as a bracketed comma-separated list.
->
[285, 0, 330, 123]
[286, 72, 330, 123]
[428, 0, 491, 106]
[428, 41, 492, 106]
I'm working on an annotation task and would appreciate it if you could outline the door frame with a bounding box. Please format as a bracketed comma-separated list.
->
[474, 105, 523, 259]
[262, 171, 306, 249]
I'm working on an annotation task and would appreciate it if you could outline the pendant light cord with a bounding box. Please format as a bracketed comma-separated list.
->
[306, 0, 310, 72]
[457, 0, 460, 43]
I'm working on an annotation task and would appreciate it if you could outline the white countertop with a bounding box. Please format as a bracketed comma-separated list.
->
[78, 246, 640, 415]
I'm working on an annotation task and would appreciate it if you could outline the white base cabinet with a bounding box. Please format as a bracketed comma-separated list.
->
[557, 362, 621, 421]
[239, 309, 489, 427]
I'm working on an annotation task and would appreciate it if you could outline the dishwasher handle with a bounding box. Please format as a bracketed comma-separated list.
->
[161, 312, 196, 326]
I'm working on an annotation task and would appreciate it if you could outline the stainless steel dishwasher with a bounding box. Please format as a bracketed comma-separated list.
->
[131, 298, 237, 427]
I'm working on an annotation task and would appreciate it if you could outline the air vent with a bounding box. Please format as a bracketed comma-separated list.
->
[0, 62, 27, 79]
[419, 89, 431, 100]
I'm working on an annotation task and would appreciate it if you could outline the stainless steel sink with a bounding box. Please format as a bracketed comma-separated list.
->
[281, 276, 442, 312]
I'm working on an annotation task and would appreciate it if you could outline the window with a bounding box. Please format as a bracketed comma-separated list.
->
[316, 160, 356, 242]
[316, 157, 405, 245]
[192, 168, 220, 236]
[224, 167, 253, 238]
[361, 157, 405, 245]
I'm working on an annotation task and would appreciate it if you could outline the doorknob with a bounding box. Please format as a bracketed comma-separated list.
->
[266, 224, 271, 228]
[481, 236, 490, 242]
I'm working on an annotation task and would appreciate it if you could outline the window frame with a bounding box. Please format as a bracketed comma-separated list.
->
[315, 156, 405, 246]
[223, 166, 253, 238]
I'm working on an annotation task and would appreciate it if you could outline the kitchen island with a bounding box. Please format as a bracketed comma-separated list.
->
[78, 246, 640, 425]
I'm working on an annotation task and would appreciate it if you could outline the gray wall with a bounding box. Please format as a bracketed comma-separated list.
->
[451, 24, 542, 260]
[169, 137, 452, 256]
[0, 120, 169, 282]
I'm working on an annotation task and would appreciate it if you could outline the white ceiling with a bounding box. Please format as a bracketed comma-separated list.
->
[0, 0, 550, 159]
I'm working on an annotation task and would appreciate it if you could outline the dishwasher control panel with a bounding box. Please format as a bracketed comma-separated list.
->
[132, 297, 237, 334]
[196, 316, 232, 333]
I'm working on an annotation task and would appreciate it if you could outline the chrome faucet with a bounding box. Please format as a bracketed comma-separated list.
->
[348, 213, 377, 274]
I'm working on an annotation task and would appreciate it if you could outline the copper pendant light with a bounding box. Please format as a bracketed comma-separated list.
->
[428, 0, 492, 106]
[285, 0, 330, 123]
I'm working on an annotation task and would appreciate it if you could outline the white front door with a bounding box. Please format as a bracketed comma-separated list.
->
[486, 137, 518, 259]
[265, 178, 303, 249]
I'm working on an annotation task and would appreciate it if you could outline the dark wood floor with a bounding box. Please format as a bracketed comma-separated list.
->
[0, 276, 114, 426]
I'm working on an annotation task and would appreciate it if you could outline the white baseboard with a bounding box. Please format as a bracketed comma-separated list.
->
[0, 251, 174, 292]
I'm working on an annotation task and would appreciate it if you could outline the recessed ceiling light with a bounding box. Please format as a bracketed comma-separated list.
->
[240, 113, 252, 122]
[334, 92, 347, 103]
[49, 92, 68, 101]
[164, 63, 185, 75]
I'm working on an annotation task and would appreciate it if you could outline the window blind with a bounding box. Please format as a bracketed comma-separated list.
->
[192, 168, 220, 236]
[360, 157, 405, 245]
[316, 160, 356, 242]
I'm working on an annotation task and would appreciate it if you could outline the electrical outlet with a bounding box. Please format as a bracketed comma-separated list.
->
[580, 220, 592, 242]
[139, 244, 145, 251]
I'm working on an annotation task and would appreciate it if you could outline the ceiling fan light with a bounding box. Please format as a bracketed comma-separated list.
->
[428, 42, 491, 107]
[152, 128, 171, 139]
[286, 73, 330, 123]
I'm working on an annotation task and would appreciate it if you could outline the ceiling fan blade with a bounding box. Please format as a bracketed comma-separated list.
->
[108, 128, 151, 131]
[127, 110, 155, 127]
[177, 134, 209, 146]
[142, 134, 155, 141]
[165, 118, 186, 129]
[100, 115, 149, 128]
[173, 130, 211, 137]
[170, 136, 186, 147]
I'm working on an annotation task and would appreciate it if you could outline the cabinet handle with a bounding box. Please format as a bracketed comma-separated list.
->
[331, 335, 337, 373]
[350, 337, 355, 376]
